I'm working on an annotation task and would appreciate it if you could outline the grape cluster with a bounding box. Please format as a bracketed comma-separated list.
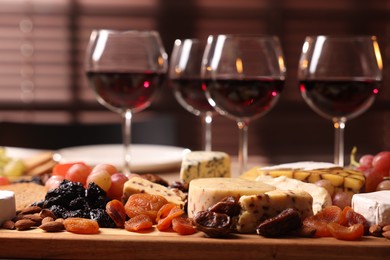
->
[357, 151, 390, 192]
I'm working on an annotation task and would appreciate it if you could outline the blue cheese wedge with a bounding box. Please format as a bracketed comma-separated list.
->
[238, 189, 313, 233]
[352, 190, 390, 226]
[256, 175, 332, 214]
[180, 151, 231, 183]
[123, 176, 186, 208]
[187, 178, 275, 218]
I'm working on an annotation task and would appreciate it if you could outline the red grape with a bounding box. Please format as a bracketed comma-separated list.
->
[65, 163, 92, 185]
[92, 163, 118, 176]
[107, 173, 129, 200]
[372, 151, 390, 172]
[332, 191, 352, 209]
[359, 154, 374, 168]
[86, 169, 112, 192]
[45, 175, 64, 190]
[364, 168, 388, 192]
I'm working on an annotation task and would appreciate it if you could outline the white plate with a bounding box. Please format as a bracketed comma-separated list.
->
[57, 144, 190, 173]
[4, 147, 48, 159]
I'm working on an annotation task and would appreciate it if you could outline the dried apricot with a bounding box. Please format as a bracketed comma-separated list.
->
[157, 206, 184, 231]
[342, 206, 369, 234]
[63, 218, 99, 234]
[327, 222, 364, 241]
[124, 214, 153, 232]
[156, 203, 177, 222]
[106, 199, 127, 228]
[125, 193, 168, 223]
[303, 206, 342, 237]
[172, 217, 197, 235]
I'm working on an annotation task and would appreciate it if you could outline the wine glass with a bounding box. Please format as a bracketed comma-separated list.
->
[85, 30, 168, 175]
[169, 39, 215, 151]
[201, 35, 286, 174]
[298, 36, 383, 166]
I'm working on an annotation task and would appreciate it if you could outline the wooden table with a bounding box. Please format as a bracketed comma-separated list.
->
[0, 228, 389, 260]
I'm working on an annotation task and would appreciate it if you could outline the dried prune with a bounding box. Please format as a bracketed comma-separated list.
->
[208, 196, 240, 217]
[256, 208, 302, 238]
[90, 208, 116, 228]
[194, 210, 235, 238]
[169, 181, 189, 193]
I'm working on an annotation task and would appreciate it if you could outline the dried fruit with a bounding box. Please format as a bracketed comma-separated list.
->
[172, 217, 197, 235]
[194, 210, 234, 238]
[156, 203, 177, 222]
[256, 208, 302, 238]
[208, 196, 240, 217]
[124, 193, 168, 222]
[106, 199, 127, 228]
[124, 214, 153, 232]
[327, 222, 364, 241]
[303, 206, 342, 237]
[63, 217, 99, 234]
[369, 224, 382, 237]
[156, 206, 184, 231]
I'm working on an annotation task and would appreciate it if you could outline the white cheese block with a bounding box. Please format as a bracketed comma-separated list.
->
[352, 190, 390, 226]
[180, 151, 231, 183]
[0, 190, 16, 225]
[256, 175, 332, 214]
[187, 178, 275, 218]
[123, 176, 186, 208]
[238, 189, 313, 233]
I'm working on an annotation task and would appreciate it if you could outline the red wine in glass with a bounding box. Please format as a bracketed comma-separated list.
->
[205, 78, 284, 120]
[300, 79, 381, 120]
[87, 71, 164, 113]
[171, 77, 214, 115]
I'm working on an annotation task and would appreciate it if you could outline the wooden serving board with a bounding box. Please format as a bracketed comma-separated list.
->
[0, 228, 389, 260]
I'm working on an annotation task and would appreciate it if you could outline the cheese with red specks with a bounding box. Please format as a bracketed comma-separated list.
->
[188, 177, 314, 233]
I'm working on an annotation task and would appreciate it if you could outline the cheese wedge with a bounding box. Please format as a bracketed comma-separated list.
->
[241, 161, 365, 195]
[180, 151, 231, 183]
[187, 178, 275, 218]
[123, 176, 186, 208]
[238, 189, 313, 233]
[256, 175, 332, 214]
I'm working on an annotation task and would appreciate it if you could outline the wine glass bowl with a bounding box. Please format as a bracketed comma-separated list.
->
[169, 39, 215, 151]
[201, 35, 286, 174]
[85, 30, 168, 175]
[298, 35, 383, 166]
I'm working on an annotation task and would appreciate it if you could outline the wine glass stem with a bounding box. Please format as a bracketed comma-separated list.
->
[122, 109, 132, 176]
[333, 118, 346, 166]
[237, 120, 249, 175]
[202, 111, 213, 151]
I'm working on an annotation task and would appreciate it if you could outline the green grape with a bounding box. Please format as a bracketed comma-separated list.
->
[4, 159, 25, 177]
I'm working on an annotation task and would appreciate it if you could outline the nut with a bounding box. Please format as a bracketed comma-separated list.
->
[383, 230, 390, 239]
[20, 206, 42, 215]
[15, 219, 36, 230]
[382, 225, 390, 232]
[39, 209, 56, 220]
[42, 217, 54, 224]
[1, 220, 15, 230]
[369, 224, 383, 237]
[22, 214, 43, 225]
[55, 218, 64, 224]
[39, 221, 64, 232]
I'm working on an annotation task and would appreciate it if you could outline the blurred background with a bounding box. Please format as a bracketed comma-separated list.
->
[0, 0, 388, 164]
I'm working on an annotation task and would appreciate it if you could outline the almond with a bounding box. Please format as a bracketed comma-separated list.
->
[383, 230, 390, 240]
[369, 224, 382, 237]
[1, 220, 15, 230]
[39, 209, 56, 220]
[20, 205, 42, 215]
[42, 217, 54, 224]
[15, 219, 36, 230]
[39, 221, 64, 232]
